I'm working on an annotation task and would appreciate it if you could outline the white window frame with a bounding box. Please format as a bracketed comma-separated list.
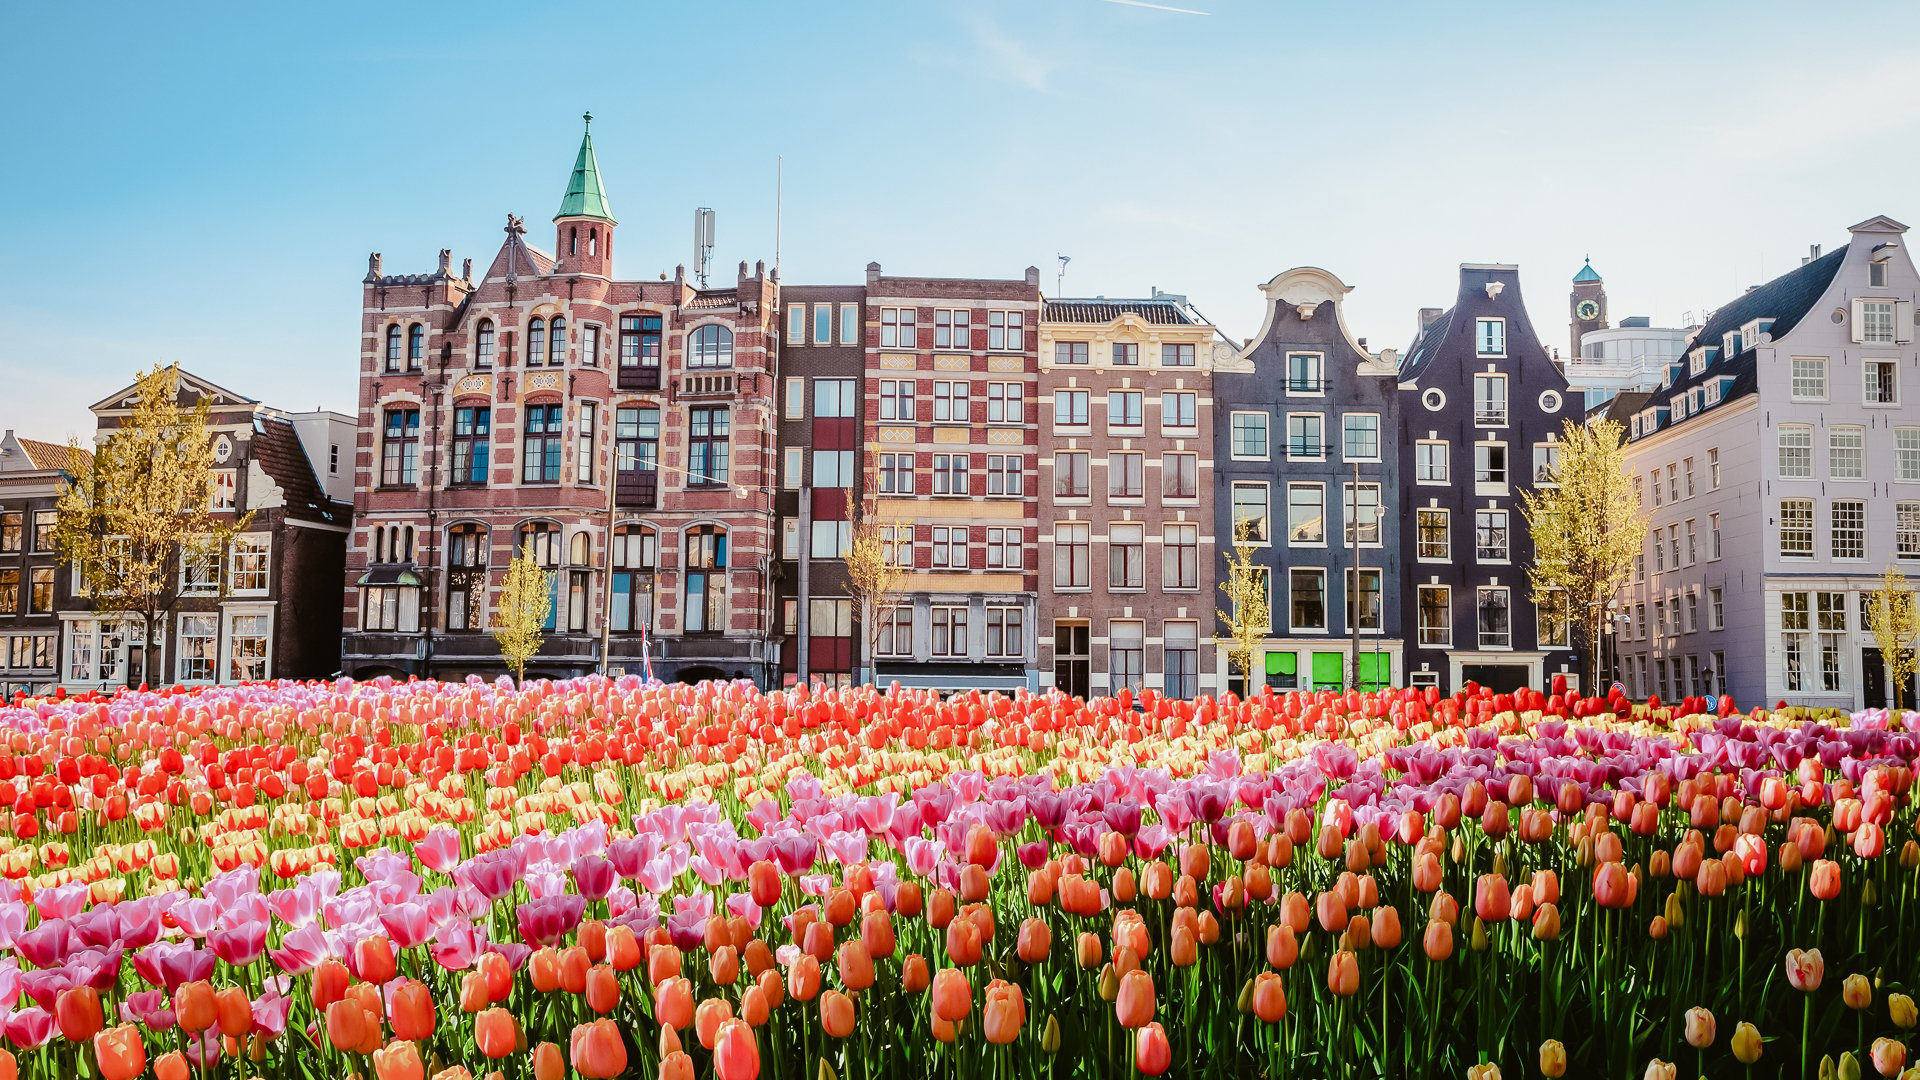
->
[1417, 585, 1452, 647]
[1829, 427, 1865, 481]
[1284, 482, 1323, 547]
[1476, 317, 1506, 358]
[229, 534, 270, 595]
[176, 612, 220, 684]
[223, 607, 273, 683]
[1476, 585, 1512, 650]
[1789, 357, 1828, 402]
[1342, 412, 1381, 462]
[1233, 481, 1273, 546]
[1777, 425, 1812, 479]
[1416, 507, 1450, 562]
[1229, 410, 1271, 461]
[1864, 359, 1900, 406]
[1285, 412, 1323, 461]
[1415, 440, 1449, 484]
[1285, 351, 1325, 396]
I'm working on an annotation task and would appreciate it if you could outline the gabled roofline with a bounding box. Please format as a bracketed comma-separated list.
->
[87, 369, 260, 415]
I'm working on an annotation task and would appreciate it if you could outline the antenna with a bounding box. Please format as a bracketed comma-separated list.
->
[774, 157, 783, 281]
[693, 208, 716, 289]
[1056, 254, 1070, 295]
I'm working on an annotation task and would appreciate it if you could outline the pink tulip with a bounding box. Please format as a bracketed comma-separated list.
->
[416, 829, 463, 873]
[1785, 948, 1824, 992]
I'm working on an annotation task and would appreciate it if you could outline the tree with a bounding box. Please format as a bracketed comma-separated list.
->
[1866, 565, 1920, 712]
[1520, 417, 1648, 693]
[843, 458, 909, 687]
[1217, 516, 1270, 696]
[492, 541, 553, 683]
[52, 365, 252, 686]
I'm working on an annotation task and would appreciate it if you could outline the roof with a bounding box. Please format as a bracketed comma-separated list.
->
[1573, 258, 1602, 284]
[16, 439, 91, 475]
[554, 114, 615, 224]
[1044, 299, 1196, 325]
[88, 368, 259, 415]
[1397, 309, 1455, 382]
[1630, 244, 1848, 437]
[686, 291, 738, 310]
[250, 416, 348, 525]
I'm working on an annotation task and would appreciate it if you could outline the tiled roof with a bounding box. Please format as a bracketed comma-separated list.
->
[1043, 299, 1194, 325]
[686, 291, 738, 310]
[17, 439, 92, 475]
[250, 417, 347, 525]
[1397, 309, 1455, 382]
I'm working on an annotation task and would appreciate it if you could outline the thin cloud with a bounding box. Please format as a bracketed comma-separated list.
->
[964, 13, 1057, 91]
[1099, 0, 1210, 14]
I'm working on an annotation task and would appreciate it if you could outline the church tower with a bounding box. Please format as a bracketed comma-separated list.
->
[1569, 257, 1607, 359]
[552, 113, 616, 277]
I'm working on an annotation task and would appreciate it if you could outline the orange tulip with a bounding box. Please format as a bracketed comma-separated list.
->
[649, 944, 684, 987]
[1169, 924, 1198, 967]
[459, 972, 488, 1014]
[1077, 931, 1104, 969]
[837, 940, 875, 991]
[388, 979, 435, 1042]
[696, 998, 734, 1049]
[1810, 859, 1842, 900]
[92, 1024, 145, 1080]
[213, 986, 253, 1039]
[569, 1018, 628, 1080]
[821, 990, 856, 1038]
[657, 976, 695, 1030]
[1266, 924, 1298, 969]
[660, 1050, 695, 1080]
[754, 968, 784, 1010]
[374, 1040, 426, 1080]
[740, 985, 771, 1027]
[1252, 972, 1286, 1023]
[802, 920, 835, 963]
[928, 887, 957, 930]
[1328, 949, 1360, 996]
[478, 951, 513, 1002]
[154, 1051, 188, 1080]
[712, 1019, 760, 1080]
[559, 946, 591, 994]
[932, 967, 972, 1022]
[586, 964, 620, 1014]
[946, 916, 982, 967]
[1424, 920, 1454, 962]
[1115, 969, 1155, 1029]
[1017, 917, 1052, 963]
[54, 986, 102, 1043]
[983, 980, 1025, 1045]
[860, 910, 896, 960]
[743, 940, 775, 978]
[607, 925, 642, 972]
[786, 955, 821, 1002]
[531, 1042, 564, 1080]
[529, 947, 562, 993]
[1135, 1021, 1172, 1076]
[749, 860, 782, 907]
[1372, 906, 1403, 949]
[709, 945, 740, 986]
[174, 981, 217, 1033]
[355, 934, 398, 985]
[1113, 910, 1152, 959]
[328, 999, 372, 1054]
[901, 954, 930, 993]
[896, 882, 924, 919]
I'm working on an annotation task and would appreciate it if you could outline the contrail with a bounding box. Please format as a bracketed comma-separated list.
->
[1099, 0, 1210, 14]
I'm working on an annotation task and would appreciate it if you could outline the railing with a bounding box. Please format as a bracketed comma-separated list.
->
[681, 373, 736, 397]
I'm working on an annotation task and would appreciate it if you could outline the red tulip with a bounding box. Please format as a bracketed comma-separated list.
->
[1135, 1022, 1172, 1075]
[713, 1019, 760, 1080]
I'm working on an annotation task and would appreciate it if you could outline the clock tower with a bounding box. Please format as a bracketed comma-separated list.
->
[1569, 257, 1607, 360]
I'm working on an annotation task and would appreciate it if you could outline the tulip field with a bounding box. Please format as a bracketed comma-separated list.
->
[0, 677, 1915, 1080]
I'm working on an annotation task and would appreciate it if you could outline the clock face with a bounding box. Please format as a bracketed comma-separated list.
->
[1576, 299, 1600, 321]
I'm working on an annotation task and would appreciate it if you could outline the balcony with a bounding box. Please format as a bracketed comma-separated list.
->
[1286, 379, 1325, 394]
[616, 363, 661, 391]
[681, 373, 736, 397]
[1474, 407, 1509, 426]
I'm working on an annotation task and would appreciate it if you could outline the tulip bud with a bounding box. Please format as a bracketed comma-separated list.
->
[1731, 1021, 1763, 1065]
[1734, 909, 1747, 941]
[1539, 1039, 1568, 1078]
[1642, 1060, 1677, 1080]
[819, 1060, 840, 1080]
[1649, 916, 1668, 941]
[1042, 1014, 1061, 1054]
[1890, 993, 1918, 1030]
[1098, 964, 1120, 1002]
[1235, 979, 1255, 1015]
[1466, 1064, 1503, 1080]
[1820, 1054, 1838, 1080]
[1839, 1050, 1862, 1080]
[1846, 973, 1875, 1011]
[1469, 918, 1489, 953]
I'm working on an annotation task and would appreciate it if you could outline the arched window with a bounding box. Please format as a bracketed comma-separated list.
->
[684, 525, 728, 633]
[569, 532, 590, 566]
[402, 526, 415, 562]
[527, 318, 546, 368]
[570, 226, 579, 256]
[446, 523, 489, 631]
[517, 521, 562, 631]
[385, 325, 402, 372]
[373, 527, 385, 563]
[475, 319, 496, 367]
[407, 324, 425, 370]
[689, 325, 734, 369]
[549, 317, 567, 365]
[589, 228, 599, 257]
[611, 524, 657, 634]
[564, 530, 591, 633]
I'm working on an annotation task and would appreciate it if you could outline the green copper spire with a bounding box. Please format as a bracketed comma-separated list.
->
[1572, 256, 1602, 284]
[554, 112, 616, 224]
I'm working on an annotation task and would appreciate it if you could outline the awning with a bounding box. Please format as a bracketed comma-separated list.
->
[356, 567, 423, 587]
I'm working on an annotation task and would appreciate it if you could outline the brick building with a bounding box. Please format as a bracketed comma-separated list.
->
[863, 262, 1042, 691]
[0, 433, 90, 697]
[1038, 294, 1223, 699]
[341, 117, 780, 684]
[60, 372, 351, 689]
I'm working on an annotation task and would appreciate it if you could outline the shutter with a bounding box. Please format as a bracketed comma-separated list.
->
[1850, 298, 1866, 344]
[1896, 300, 1914, 344]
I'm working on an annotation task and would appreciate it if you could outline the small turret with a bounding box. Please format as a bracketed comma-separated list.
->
[553, 112, 616, 277]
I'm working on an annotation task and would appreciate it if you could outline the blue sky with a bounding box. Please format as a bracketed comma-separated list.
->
[5, 1, 1919, 440]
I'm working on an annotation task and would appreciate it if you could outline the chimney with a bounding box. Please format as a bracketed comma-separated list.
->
[1419, 307, 1444, 329]
[1024, 266, 1041, 287]
[865, 261, 882, 288]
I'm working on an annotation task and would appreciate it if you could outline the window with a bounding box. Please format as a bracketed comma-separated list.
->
[618, 314, 662, 382]
[450, 406, 490, 485]
[812, 304, 832, 345]
[1415, 441, 1449, 483]
[1473, 374, 1508, 425]
[933, 381, 970, 423]
[1163, 523, 1197, 590]
[877, 452, 912, 495]
[1164, 622, 1199, 698]
[1417, 586, 1452, 646]
[1474, 509, 1510, 562]
[881, 525, 913, 568]
[1345, 568, 1383, 631]
[1650, 470, 1662, 507]
[985, 527, 1021, 570]
[405, 323, 425, 371]
[1286, 352, 1324, 394]
[1283, 483, 1321, 545]
[1708, 448, 1720, 489]
[0, 513, 16, 553]
[1781, 591, 1809, 691]
[1477, 587, 1511, 649]
[575, 403, 596, 483]
[1780, 499, 1814, 557]
[1476, 318, 1505, 356]
[1290, 568, 1326, 631]
[1108, 620, 1145, 696]
[813, 520, 853, 559]
[1790, 358, 1827, 401]
[178, 614, 217, 682]
[1055, 523, 1090, 588]
[933, 308, 971, 350]
[1232, 482, 1271, 543]
[1685, 519, 1697, 565]
[1111, 342, 1138, 367]
[1683, 592, 1699, 634]
[615, 406, 661, 504]
[521, 403, 563, 483]
[225, 534, 268, 594]
[875, 606, 912, 658]
[988, 311, 1024, 351]
[1818, 591, 1847, 692]
[1161, 343, 1195, 368]
[839, 303, 860, 345]
[1860, 300, 1896, 344]
[1871, 261, 1889, 288]
[879, 380, 915, 422]
[1232, 412, 1271, 458]
[1865, 360, 1899, 405]
[547, 317, 567, 365]
[225, 614, 269, 682]
[929, 606, 969, 658]
[1894, 429, 1920, 483]
[880, 308, 916, 349]
[787, 303, 805, 343]
[782, 518, 802, 560]
[1829, 428, 1864, 480]
[1666, 464, 1679, 504]
[0, 570, 15, 616]
[1108, 452, 1144, 500]
[476, 320, 495, 367]
[986, 454, 1022, 496]
[384, 325, 403, 372]
[1053, 390, 1089, 427]
[381, 408, 420, 486]
[526, 318, 547, 367]
[1109, 523, 1144, 590]
[1107, 391, 1143, 429]
[1474, 442, 1508, 487]
[930, 526, 968, 568]
[1343, 483, 1381, 545]
[1900, 502, 1920, 560]
[1653, 532, 1665, 573]
[1708, 513, 1721, 560]
[582, 324, 601, 366]
[988, 383, 1023, 424]
[1417, 508, 1450, 560]
[1832, 500, 1865, 559]
[688, 325, 733, 368]
[1667, 523, 1680, 569]
[687, 407, 730, 486]
[1285, 413, 1323, 459]
[683, 526, 727, 633]
[446, 524, 490, 631]
[1778, 426, 1812, 479]
[1343, 414, 1380, 461]
[1682, 457, 1695, 498]
[1161, 392, 1196, 430]
[181, 537, 220, 592]
[1163, 453, 1197, 500]
[26, 568, 51, 615]
[813, 449, 855, 488]
[784, 378, 805, 420]
[932, 454, 969, 495]
[1054, 452, 1089, 498]
[986, 607, 1024, 658]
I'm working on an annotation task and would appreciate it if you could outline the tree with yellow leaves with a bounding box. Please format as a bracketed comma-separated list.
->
[1866, 565, 1920, 712]
[843, 455, 909, 686]
[492, 541, 553, 683]
[1217, 516, 1270, 696]
[1520, 417, 1648, 693]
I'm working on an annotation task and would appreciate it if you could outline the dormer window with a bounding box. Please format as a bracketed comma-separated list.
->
[1688, 350, 1708, 377]
[1704, 379, 1722, 407]
[1722, 332, 1743, 357]
[1476, 318, 1506, 357]
[1871, 261, 1888, 288]
[1630, 415, 1642, 438]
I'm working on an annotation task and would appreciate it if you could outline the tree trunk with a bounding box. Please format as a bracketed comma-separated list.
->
[1589, 601, 1604, 695]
